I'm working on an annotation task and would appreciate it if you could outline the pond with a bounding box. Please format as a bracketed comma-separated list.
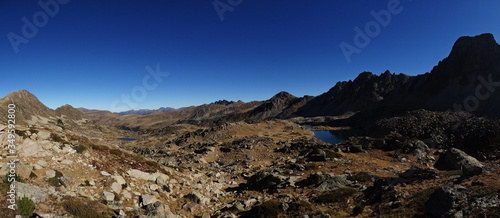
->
[310, 129, 358, 144]
[117, 138, 136, 141]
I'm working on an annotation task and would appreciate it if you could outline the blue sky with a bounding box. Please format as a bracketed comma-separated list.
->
[1, 0, 499, 112]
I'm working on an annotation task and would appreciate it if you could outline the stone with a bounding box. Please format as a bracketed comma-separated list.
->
[146, 201, 170, 217]
[156, 173, 170, 187]
[16, 162, 33, 179]
[37, 130, 51, 140]
[186, 191, 209, 205]
[111, 182, 122, 194]
[33, 164, 43, 170]
[102, 191, 115, 201]
[112, 175, 126, 185]
[182, 202, 199, 213]
[150, 184, 159, 191]
[46, 170, 56, 178]
[37, 159, 48, 168]
[122, 190, 132, 199]
[60, 159, 73, 165]
[127, 169, 156, 181]
[399, 167, 437, 181]
[141, 194, 158, 206]
[231, 201, 245, 211]
[101, 171, 111, 176]
[17, 182, 47, 204]
[59, 176, 77, 190]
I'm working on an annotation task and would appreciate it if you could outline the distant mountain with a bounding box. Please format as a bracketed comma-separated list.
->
[116, 107, 178, 115]
[0, 90, 84, 126]
[245, 91, 313, 121]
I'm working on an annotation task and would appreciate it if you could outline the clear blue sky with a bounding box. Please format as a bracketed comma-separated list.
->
[1, 0, 499, 112]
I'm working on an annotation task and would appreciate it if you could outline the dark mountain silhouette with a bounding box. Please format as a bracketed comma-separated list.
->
[295, 33, 500, 120]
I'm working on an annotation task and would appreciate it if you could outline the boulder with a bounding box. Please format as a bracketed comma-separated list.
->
[399, 167, 437, 181]
[127, 169, 156, 181]
[296, 173, 328, 187]
[111, 182, 122, 194]
[316, 175, 352, 192]
[37, 130, 51, 140]
[46, 170, 56, 178]
[435, 148, 483, 177]
[156, 173, 170, 187]
[17, 182, 47, 203]
[424, 185, 467, 218]
[246, 170, 287, 191]
[306, 149, 327, 162]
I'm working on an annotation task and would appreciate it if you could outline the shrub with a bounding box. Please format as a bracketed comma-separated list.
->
[18, 196, 36, 216]
[75, 144, 89, 154]
[314, 187, 357, 203]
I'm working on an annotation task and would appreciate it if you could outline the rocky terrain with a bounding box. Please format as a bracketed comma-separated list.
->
[0, 33, 499, 217]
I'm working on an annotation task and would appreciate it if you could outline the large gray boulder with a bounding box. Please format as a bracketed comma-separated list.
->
[17, 182, 47, 204]
[316, 175, 352, 192]
[435, 148, 484, 177]
[247, 170, 286, 191]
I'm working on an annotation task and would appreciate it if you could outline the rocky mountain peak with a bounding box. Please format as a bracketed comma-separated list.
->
[271, 91, 296, 101]
[0, 90, 54, 124]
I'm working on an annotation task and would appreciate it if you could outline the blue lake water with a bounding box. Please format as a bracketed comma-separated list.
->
[117, 138, 136, 141]
[310, 129, 358, 144]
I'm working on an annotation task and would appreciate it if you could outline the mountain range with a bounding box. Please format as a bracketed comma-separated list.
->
[1, 33, 499, 131]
